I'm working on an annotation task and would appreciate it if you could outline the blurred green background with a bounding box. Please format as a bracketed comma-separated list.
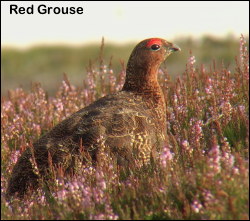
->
[1, 35, 249, 96]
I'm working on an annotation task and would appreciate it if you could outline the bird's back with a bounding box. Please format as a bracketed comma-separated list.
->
[35, 90, 166, 167]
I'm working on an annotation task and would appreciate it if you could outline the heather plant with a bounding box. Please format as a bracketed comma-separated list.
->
[1, 35, 249, 220]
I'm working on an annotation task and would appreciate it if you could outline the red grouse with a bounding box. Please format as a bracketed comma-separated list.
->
[6, 38, 180, 198]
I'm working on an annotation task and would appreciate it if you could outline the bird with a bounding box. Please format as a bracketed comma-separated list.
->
[6, 38, 180, 198]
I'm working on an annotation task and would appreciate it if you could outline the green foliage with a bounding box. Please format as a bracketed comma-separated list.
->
[2, 35, 248, 95]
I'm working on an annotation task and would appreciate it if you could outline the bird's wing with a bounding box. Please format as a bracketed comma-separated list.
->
[74, 106, 156, 166]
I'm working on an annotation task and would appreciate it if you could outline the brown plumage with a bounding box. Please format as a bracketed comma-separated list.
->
[6, 38, 180, 198]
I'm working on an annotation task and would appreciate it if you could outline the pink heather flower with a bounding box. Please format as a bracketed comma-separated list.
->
[91, 213, 105, 220]
[239, 34, 249, 77]
[57, 189, 67, 201]
[202, 189, 217, 208]
[107, 213, 119, 220]
[10, 150, 21, 165]
[84, 88, 89, 98]
[96, 171, 107, 190]
[61, 80, 70, 92]
[91, 211, 118, 220]
[191, 199, 202, 213]
[232, 167, 240, 175]
[102, 64, 107, 74]
[220, 101, 232, 114]
[39, 195, 46, 205]
[189, 55, 196, 66]
[83, 165, 95, 176]
[71, 180, 80, 191]
[195, 89, 199, 95]
[115, 70, 126, 91]
[173, 94, 178, 104]
[83, 88, 90, 105]
[182, 140, 193, 154]
[190, 119, 204, 146]
[240, 34, 248, 62]
[227, 155, 235, 168]
[54, 99, 64, 112]
[220, 101, 233, 123]
[208, 144, 221, 174]
[221, 137, 231, 153]
[238, 105, 246, 114]
[194, 120, 203, 135]
[87, 71, 96, 90]
[32, 123, 41, 135]
[221, 153, 235, 169]
[160, 146, 173, 168]
[205, 78, 214, 95]
[188, 54, 196, 72]
[182, 140, 189, 148]
[109, 70, 116, 90]
[202, 190, 214, 202]
[205, 86, 212, 95]
[2, 101, 13, 112]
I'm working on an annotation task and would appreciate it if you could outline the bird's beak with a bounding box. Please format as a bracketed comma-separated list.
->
[169, 44, 181, 52]
[163, 42, 181, 60]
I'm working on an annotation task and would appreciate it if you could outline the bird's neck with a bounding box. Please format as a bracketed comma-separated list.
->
[122, 65, 166, 108]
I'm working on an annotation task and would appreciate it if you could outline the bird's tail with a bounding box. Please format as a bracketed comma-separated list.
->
[6, 148, 40, 199]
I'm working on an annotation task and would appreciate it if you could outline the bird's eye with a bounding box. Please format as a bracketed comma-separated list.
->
[150, 44, 161, 51]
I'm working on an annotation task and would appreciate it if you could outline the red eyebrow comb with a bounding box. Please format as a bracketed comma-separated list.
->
[146, 38, 163, 47]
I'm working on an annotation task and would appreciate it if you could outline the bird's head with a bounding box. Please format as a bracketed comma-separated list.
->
[123, 38, 181, 93]
[128, 38, 181, 69]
